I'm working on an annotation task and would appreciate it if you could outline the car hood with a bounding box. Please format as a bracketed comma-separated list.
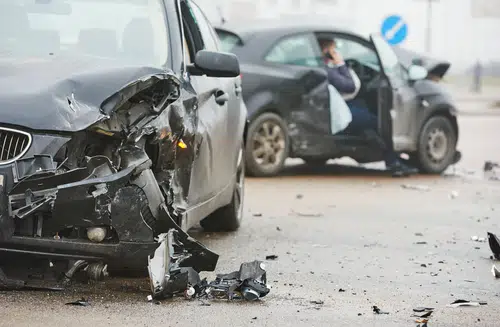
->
[0, 55, 172, 132]
[393, 46, 451, 79]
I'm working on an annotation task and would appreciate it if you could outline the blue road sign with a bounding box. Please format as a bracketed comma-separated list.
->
[380, 15, 408, 45]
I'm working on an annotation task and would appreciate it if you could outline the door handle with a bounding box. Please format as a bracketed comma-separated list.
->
[214, 89, 229, 105]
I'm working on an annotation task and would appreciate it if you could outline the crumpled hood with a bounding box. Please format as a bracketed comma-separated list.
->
[393, 46, 451, 79]
[0, 55, 169, 132]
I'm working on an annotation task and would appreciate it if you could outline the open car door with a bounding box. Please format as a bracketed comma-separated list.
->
[369, 33, 420, 151]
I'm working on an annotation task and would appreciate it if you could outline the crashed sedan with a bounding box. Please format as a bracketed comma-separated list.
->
[215, 22, 461, 177]
[0, 0, 247, 297]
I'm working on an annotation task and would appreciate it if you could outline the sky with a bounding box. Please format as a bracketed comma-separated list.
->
[195, 0, 500, 74]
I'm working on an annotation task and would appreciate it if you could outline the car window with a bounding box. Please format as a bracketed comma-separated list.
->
[0, 0, 169, 67]
[265, 34, 321, 67]
[334, 38, 379, 67]
[215, 30, 242, 53]
[187, 0, 218, 52]
[370, 34, 400, 76]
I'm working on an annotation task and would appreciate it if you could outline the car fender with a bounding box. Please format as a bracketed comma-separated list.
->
[244, 90, 282, 121]
[414, 94, 459, 143]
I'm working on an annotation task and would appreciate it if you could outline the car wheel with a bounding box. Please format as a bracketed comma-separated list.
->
[413, 115, 457, 174]
[245, 113, 289, 177]
[200, 143, 245, 232]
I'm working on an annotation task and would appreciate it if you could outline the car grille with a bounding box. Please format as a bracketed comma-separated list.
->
[0, 127, 31, 165]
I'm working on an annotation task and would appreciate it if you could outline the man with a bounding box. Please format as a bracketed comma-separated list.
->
[318, 37, 418, 177]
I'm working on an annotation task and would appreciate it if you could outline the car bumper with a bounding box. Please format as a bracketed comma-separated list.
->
[0, 146, 217, 272]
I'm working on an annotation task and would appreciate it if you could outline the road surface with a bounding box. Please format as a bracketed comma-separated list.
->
[1, 115, 499, 327]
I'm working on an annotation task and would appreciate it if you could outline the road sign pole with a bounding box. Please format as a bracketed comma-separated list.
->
[425, 0, 432, 53]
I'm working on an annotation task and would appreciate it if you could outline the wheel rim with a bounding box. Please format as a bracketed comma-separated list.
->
[426, 127, 448, 163]
[251, 121, 286, 170]
[234, 147, 244, 220]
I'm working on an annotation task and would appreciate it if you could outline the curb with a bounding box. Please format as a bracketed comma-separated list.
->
[457, 110, 500, 117]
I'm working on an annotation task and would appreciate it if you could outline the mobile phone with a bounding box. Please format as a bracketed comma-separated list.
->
[325, 52, 333, 60]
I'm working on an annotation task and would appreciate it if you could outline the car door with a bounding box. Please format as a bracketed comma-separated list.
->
[181, 1, 234, 214]
[264, 33, 331, 135]
[369, 34, 420, 151]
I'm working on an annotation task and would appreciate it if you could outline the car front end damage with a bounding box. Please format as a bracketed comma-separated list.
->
[0, 64, 219, 297]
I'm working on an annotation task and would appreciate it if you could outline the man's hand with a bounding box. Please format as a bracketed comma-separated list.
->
[331, 50, 344, 65]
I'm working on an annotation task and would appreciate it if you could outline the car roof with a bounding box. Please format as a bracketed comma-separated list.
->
[214, 17, 365, 42]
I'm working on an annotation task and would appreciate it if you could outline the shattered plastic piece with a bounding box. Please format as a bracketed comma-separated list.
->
[491, 265, 500, 278]
[253, 213, 263, 217]
[484, 161, 499, 172]
[291, 209, 323, 217]
[194, 260, 270, 302]
[416, 241, 428, 245]
[447, 299, 487, 308]
[147, 295, 153, 302]
[148, 229, 218, 300]
[310, 300, 324, 305]
[265, 255, 278, 261]
[487, 232, 500, 260]
[401, 184, 430, 192]
[65, 298, 90, 306]
[372, 305, 389, 314]
[413, 307, 434, 312]
[338, 288, 346, 292]
[185, 287, 196, 298]
[413, 311, 433, 318]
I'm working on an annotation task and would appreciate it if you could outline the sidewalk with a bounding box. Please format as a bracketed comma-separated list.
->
[446, 83, 500, 102]
[444, 83, 500, 116]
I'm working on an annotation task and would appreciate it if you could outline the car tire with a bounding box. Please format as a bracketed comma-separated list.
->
[245, 113, 289, 177]
[200, 144, 245, 232]
[412, 115, 457, 174]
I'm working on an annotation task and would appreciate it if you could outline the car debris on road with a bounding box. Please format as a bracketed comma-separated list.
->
[65, 298, 90, 307]
[484, 161, 499, 180]
[447, 299, 487, 308]
[488, 232, 500, 260]
[147, 229, 270, 301]
[491, 265, 500, 278]
[372, 305, 389, 314]
[401, 184, 431, 192]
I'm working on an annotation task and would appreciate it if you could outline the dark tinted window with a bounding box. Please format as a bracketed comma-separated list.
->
[265, 33, 321, 67]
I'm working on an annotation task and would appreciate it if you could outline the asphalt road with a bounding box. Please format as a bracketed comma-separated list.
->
[1, 115, 499, 327]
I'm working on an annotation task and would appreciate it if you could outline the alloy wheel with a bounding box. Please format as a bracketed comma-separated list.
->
[251, 121, 286, 170]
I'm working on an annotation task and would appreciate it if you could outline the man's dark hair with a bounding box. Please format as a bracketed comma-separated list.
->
[318, 38, 335, 51]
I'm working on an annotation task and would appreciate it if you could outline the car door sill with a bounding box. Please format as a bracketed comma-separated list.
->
[183, 174, 235, 230]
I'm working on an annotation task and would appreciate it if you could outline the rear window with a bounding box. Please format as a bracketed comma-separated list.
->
[215, 29, 242, 53]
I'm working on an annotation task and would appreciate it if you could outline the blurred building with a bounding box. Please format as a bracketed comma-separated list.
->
[195, 0, 500, 75]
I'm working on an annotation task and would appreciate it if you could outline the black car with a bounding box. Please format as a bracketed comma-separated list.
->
[0, 0, 246, 288]
[215, 22, 461, 177]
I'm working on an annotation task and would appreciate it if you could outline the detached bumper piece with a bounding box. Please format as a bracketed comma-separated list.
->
[148, 230, 269, 301]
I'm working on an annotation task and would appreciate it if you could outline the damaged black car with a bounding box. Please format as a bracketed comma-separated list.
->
[0, 0, 246, 293]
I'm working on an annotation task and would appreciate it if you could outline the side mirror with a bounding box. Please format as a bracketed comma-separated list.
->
[187, 50, 240, 78]
[408, 65, 428, 81]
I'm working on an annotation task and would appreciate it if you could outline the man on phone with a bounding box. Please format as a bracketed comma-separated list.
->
[318, 37, 418, 177]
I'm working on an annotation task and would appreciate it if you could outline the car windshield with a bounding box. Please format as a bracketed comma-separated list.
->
[0, 0, 169, 67]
